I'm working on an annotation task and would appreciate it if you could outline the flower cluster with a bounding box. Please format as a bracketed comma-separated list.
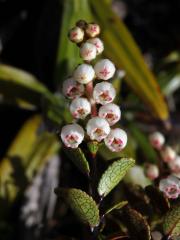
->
[61, 20, 127, 152]
[149, 131, 180, 198]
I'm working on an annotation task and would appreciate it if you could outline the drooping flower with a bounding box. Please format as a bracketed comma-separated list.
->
[87, 38, 104, 55]
[62, 78, 84, 99]
[93, 82, 116, 105]
[68, 26, 84, 43]
[94, 59, 116, 80]
[61, 124, 84, 148]
[86, 117, 110, 142]
[145, 164, 159, 180]
[73, 64, 95, 84]
[98, 103, 121, 126]
[159, 175, 180, 199]
[70, 97, 91, 119]
[149, 131, 165, 150]
[85, 23, 100, 38]
[161, 146, 176, 163]
[104, 128, 127, 152]
[80, 42, 97, 61]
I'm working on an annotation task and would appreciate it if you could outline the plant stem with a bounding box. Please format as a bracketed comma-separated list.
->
[86, 81, 97, 117]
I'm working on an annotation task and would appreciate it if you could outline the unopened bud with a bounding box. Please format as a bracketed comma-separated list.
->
[68, 26, 84, 43]
[145, 164, 159, 180]
[85, 23, 100, 38]
[149, 132, 165, 150]
[80, 42, 97, 61]
[94, 59, 116, 80]
[87, 38, 104, 55]
[73, 64, 95, 84]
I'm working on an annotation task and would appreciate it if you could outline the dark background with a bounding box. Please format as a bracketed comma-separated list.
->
[0, 0, 180, 158]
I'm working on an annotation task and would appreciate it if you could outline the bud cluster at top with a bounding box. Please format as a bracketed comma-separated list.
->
[61, 20, 127, 153]
[148, 131, 180, 199]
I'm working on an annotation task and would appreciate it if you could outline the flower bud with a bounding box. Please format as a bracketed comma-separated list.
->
[80, 42, 97, 61]
[93, 82, 116, 105]
[159, 175, 180, 199]
[98, 103, 121, 126]
[70, 97, 91, 119]
[161, 146, 176, 163]
[68, 26, 84, 43]
[145, 164, 159, 180]
[168, 155, 180, 174]
[61, 124, 84, 148]
[73, 64, 95, 84]
[62, 78, 84, 99]
[87, 38, 104, 55]
[151, 231, 163, 240]
[85, 23, 100, 38]
[104, 128, 127, 152]
[149, 132, 165, 150]
[86, 117, 110, 142]
[94, 59, 116, 80]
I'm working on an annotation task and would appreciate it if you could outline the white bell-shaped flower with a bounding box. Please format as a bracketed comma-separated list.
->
[70, 97, 91, 119]
[159, 175, 180, 199]
[93, 82, 116, 105]
[145, 164, 159, 180]
[73, 64, 95, 84]
[61, 124, 84, 148]
[98, 103, 121, 126]
[80, 42, 97, 61]
[68, 26, 84, 43]
[151, 231, 163, 240]
[94, 59, 116, 80]
[86, 117, 110, 142]
[160, 146, 176, 163]
[168, 155, 180, 174]
[85, 23, 100, 38]
[87, 38, 104, 55]
[104, 128, 127, 152]
[149, 131, 165, 150]
[62, 78, 84, 99]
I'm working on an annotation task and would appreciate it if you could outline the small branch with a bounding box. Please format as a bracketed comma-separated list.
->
[86, 81, 97, 117]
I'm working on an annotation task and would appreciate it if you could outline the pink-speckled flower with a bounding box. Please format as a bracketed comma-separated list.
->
[61, 124, 84, 148]
[94, 59, 116, 80]
[145, 164, 159, 180]
[85, 23, 100, 38]
[80, 42, 97, 61]
[159, 175, 180, 199]
[168, 155, 180, 174]
[87, 38, 104, 55]
[93, 82, 116, 105]
[161, 146, 176, 163]
[68, 26, 84, 43]
[98, 103, 121, 126]
[149, 132, 165, 150]
[70, 97, 91, 119]
[104, 128, 127, 152]
[62, 78, 84, 99]
[86, 117, 110, 142]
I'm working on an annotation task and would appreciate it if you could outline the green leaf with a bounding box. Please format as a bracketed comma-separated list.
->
[145, 185, 170, 214]
[55, 188, 100, 227]
[98, 158, 135, 197]
[105, 201, 128, 216]
[0, 64, 51, 108]
[64, 147, 90, 176]
[163, 204, 180, 238]
[122, 207, 151, 240]
[90, 0, 169, 121]
[0, 115, 60, 201]
[54, 0, 93, 85]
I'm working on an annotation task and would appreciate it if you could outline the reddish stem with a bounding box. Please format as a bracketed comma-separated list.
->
[86, 81, 97, 117]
